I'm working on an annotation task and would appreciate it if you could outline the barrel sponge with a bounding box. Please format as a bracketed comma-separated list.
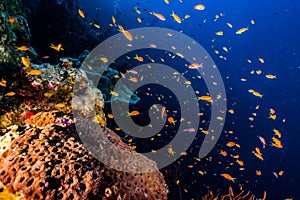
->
[0, 112, 168, 199]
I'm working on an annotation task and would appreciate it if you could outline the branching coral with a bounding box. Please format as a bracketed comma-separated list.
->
[202, 187, 266, 200]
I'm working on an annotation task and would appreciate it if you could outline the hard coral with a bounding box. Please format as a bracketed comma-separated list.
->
[0, 112, 168, 199]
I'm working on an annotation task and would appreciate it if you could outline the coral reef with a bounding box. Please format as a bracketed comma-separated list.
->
[0, 0, 168, 199]
[0, 112, 168, 199]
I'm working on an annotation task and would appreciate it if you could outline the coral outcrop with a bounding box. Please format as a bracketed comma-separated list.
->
[0, 112, 168, 199]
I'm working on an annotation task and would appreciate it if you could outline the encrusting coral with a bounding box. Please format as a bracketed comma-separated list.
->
[0, 112, 168, 199]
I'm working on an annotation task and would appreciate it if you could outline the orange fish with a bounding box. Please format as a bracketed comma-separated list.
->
[134, 54, 144, 62]
[21, 57, 30, 68]
[167, 147, 175, 156]
[278, 170, 284, 176]
[78, 9, 85, 18]
[128, 77, 138, 83]
[226, 141, 235, 147]
[26, 69, 43, 76]
[168, 117, 176, 125]
[188, 63, 203, 69]
[219, 150, 227, 156]
[50, 43, 64, 52]
[107, 113, 114, 119]
[252, 147, 264, 160]
[273, 129, 282, 138]
[152, 12, 166, 21]
[118, 25, 133, 41]
[16, 46, 30, 51]
[194, 4, 205, 11]
[171, 10, 182, 23]
[256, 170, 262, 176]
[271, 137, 283, 148]
[161, 106, 166, 119]
[198, 95, 213, 103]
[4, 91, 16, 97]
[236, 159, 244, 166]
[220, 173, 236, 182]
[8, 16, 15, 23]
[0, 79, 6, 87]
[128, 110, 140, 116]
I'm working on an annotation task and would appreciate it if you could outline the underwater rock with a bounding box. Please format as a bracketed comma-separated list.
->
[0, 112, 168, 199]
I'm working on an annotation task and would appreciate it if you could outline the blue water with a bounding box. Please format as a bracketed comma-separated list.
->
[79, 0, 299, 199]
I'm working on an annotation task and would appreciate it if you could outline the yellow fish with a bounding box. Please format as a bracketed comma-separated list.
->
[26, 69, 43, 76]
[21, 57, 30, 68]
[215, 31, 224, 36]
[266, 74, 276, 79]
[78, 9, 85, 18]
[236, 27, 249, 34]
[118, 25, 133, 41]
[194, 4, 205, 11]
[171, 10, 182, 23]
[16, 46, 30, 51]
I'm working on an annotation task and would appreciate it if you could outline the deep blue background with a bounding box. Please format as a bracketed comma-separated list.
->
[79, 0, 299, 199]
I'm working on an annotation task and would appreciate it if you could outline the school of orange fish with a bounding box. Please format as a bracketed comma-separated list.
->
[1, 0, 290, 198]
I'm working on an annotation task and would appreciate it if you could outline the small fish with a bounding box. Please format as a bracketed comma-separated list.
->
[93, 23, 100, 29]
[26, 69, 43, 76]
[219, 150, 227, 156]
[161, 106, 166, 119]
[112, 16, 116, 25]
[110, 91, 119, 97]
[8, 16, 15, 23]
[248, 89, 263, 98]
[78, 9, 85, 18]
[136, 17, 142, 23]
[152, 12, 166, 21]
[107, 113, 114, 119]
[118, 25, 133, 41]
[236, 159, 244, 166]
[128, 77, 138, 83]
[266, 74, 276, 79]
[16, 46, 30, 51]
[50, 43, 64, 52]
[226, 141, 235, 147]
[256, 170, 262, 176]
[198, 95, 213, 103]
[21, 57, 30, 68]
[220, 173, 236, 182]
[251, 19, 255, 24]
[0, 79, 7, 87]
[236, 27, 249, 34]
[226, 22, 233, 28]
[228, 109, 234, 114]
[167, 147, 175, 156]
[258, 135, 267, 148]
[273, 129, 282, 138]
[164, 0, 169, 4]
[134, 54, 144, 62]
[168, 117, 176, 125]
[215, 31, 224, 36]
[128, 110, 140, 116]
[188, 63, 203, 69]
[183, 128, 196, 132]
[278, 170, 284, 176]
[4, 91, 16, 96]
[258, 57, 265, 63]
[171, 10, 181, 23]
[194, 4, 205, 11]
